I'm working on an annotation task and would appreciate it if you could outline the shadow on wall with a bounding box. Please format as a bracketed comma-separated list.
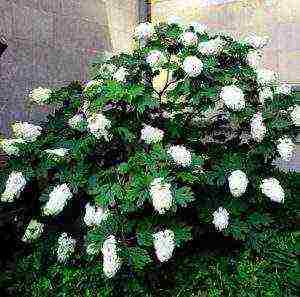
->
[0, 36, 7, 57]
[0, 0, 112, 136]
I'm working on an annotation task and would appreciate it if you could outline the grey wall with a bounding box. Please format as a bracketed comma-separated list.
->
[0, 0, 112, 135]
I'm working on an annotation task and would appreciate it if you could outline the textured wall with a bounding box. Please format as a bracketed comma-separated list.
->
[152, 0, 300, 84]
[105, 0, 139, 53]
[0, 0, 139, 136]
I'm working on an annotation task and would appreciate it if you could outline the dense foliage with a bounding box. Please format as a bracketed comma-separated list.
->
[0, 19, 299, 296]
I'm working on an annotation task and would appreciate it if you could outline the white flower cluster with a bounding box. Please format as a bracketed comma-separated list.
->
[87, 113, 111, 140]
[146, 50, 166, 69]
[84, 203, 109, 227]
[45, 148, 69, 158]
[22, 219, 44, 242]
[220, 85, 245, 111]
[68, 114, 85, 130]
[259, 87, 273, 104]
[0, 138, 25, 156]
[12, 122, 42, 142]
[256, 68, 277, 85]
[140, 125, 164, 144]
[260, 178, 284, 203]
[290, 105, 300, 126]
[183, 56, 203, 77]
[275, 83, 292, 95]
[135, 22, 155, 40]
[102, 235, 121, 278]
[228, 170, 249, 198]
[113, 67, 128, 83]
[247, 50, 262, 68]
[29, 87, 51, 104]
[167, 145, 192, 167]
[198, 37, 225, 55]
[57, 232, 76, 263]
[149, 178, 173, 214]
[180, 31, 198, 47]
[250, 112, 266, 142]
[190, 22, 207, 34]
[212, 207, 229, 231]
[153, 229, 175, 262]
[244, 33, 268, 49]
[1, 171, 27, 202]
[277, 136, 295, 161]
[43, 184, 73, 216]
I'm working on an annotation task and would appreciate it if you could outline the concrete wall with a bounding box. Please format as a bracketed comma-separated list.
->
[152, 0, 300, 84]
[0, 0, 139, 136]
[105, 0, 139, 54]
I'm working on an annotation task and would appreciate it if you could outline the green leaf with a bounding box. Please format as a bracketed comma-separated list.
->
[173, 225, 193, 247]
[174, 186, 195, 207]
[137, 231, 154, 247]
[125, 247, 152, 271]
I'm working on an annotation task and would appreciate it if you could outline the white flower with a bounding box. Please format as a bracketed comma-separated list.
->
[102, 235, 121, 278]
[277, 136, 295, 161]
[167, 145, 192, 167]
[57, 232, 76, 263]
[247, 50, 262, 68]
[22, 219, 44, 242]
[250, 112, 266, 142]
[259, 87, 273, 104]
[290, 105, 300, 126]
[135, 22, 155, 40]
[190, 22, 207, 34]
[141, 125, 164, 144]
[180, 31, 198, 47]
[84, 203, 109, 227]
[256, 68, 277, 85]
[183, 56, 203, 77]
[146, 50, 166, 68]
[29, 87, 51, 104]
[260, 178, 284, 203]
[213, 207, 229, 231]
[87, 113, 111, 140]
[149, 178, 173, 214]
[244, 33, 268, 49]
[153, 229, 175, 262]
[275, 83, 292, 95]
[113, 67, 128, 83]
[43, 184, 73, 216]
[68, 114, 85, 130]
[1, 171, 27, 202]
[220, 85, 245, 111]
[228, 170, 249, 197]
[198, 37, 225, 55]
[83, 80, 102, 93]
[12, 122, 42, 142]
[45, 148, 69, 157]
[0, 138, 25, 156]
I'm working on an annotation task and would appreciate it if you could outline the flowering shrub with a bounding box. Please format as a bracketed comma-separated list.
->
[0, 19, 298, 296]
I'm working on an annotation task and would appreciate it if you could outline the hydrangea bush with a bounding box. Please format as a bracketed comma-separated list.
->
[0, 19, 298, 296]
